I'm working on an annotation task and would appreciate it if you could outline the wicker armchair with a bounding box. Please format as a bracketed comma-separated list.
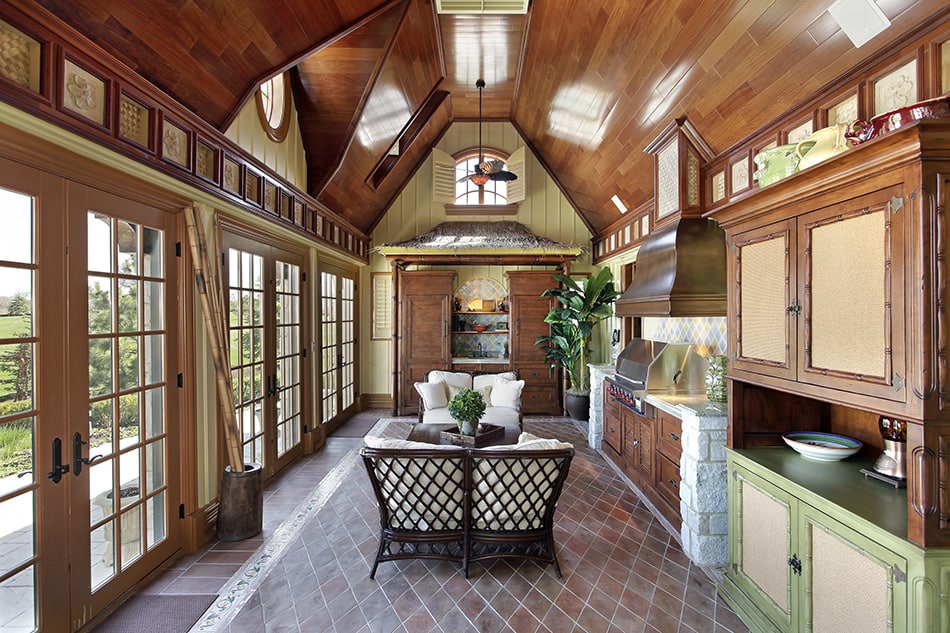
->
[361, 445, 573, 578]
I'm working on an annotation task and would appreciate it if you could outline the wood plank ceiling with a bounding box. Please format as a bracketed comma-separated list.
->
[30, 0, 950, 236]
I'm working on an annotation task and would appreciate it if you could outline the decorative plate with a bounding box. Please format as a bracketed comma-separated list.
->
[782, 432, 862, 462]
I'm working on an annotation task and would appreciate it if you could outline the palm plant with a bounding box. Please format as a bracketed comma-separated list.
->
[535, 267, 621, 394]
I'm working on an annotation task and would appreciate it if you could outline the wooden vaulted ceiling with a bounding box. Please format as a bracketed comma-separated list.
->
[31, 0, 950, 237]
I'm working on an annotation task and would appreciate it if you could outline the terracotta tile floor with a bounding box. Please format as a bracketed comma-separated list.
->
[122, 411, 749, 633]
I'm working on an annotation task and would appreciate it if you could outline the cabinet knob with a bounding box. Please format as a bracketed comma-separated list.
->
[670, 432, 680, 442]
[668, 479, 678, 489]
[631, 439, 639, 446]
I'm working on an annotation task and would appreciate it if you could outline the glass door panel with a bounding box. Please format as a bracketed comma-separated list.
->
[319, 268, 357, 429]
[86, 213, 169, 588]
[227, 249, 266, 466]
[274, 260, 301, 460]
[320, 272, 338, 423]
[0, 185, 42, 633]
[224, 236, 306, 478]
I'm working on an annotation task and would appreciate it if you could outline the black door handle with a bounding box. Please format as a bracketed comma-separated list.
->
[73, 432, 103, 476]
[47, 437, 69, 483]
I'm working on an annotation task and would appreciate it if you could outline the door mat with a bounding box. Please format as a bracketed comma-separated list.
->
[92, 594, 217, 633]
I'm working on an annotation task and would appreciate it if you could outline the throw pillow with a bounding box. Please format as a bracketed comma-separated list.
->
[490, 378, 524, 408]
[414, 381, 448, 410]
[427, 371, 472, 399]
[472, 371, 517, 391]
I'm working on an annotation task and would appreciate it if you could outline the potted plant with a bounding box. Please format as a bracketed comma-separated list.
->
[535, 267, 621, 421]
[448, 388, 487, 436]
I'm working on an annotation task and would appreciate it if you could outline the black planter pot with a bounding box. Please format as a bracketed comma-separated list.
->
[565, 392, 590, 421]
[217, 462, 263, 541]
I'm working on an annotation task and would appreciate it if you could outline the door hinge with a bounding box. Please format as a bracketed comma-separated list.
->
[179, 503, 185, 519]
[892, 373, 905, 392]
[891, 195, 904, 213]
[788, 553, 802, 576]
[175, 241, 182, 257]
[177, 372, 183, 388]
[892, 563, 906, 583]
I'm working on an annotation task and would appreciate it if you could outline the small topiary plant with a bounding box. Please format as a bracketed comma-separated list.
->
[447, 388, 486, 434]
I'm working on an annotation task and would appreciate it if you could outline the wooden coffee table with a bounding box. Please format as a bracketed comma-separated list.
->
[407, 423, 518, 447]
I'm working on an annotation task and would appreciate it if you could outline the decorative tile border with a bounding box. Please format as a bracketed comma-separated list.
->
[188, 419, 398, 632]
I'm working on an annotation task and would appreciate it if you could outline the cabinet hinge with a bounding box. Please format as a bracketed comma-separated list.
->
[788, 553, 802, 575]
[892, 563, 906, 583]
[179, 503, 185, 519]
[892, 373, 905, 392]
[732, 562, 738, 574]
[177, 372, 183, 388]
[732, 469, 738, 480]
[890, 195, 904, 213]
[786, 300, 801, 315]
[175, 241, 182, 257]
[302, 348, 307, 358]
[302, 271, 307, 282]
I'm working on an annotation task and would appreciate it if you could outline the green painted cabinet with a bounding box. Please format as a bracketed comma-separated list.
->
[720, 449, 950, 633]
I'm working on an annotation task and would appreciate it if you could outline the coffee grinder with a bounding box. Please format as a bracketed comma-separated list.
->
[873, 416, 906, 481]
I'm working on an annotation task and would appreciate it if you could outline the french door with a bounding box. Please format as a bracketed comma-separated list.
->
[0, 159, 181, 632]
[319, 265, 356, 430]
[223, 231, 307, 478]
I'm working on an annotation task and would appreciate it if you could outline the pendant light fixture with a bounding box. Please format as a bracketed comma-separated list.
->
[469, 78, 517, 186]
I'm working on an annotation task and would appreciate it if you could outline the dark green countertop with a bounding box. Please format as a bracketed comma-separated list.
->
[730, 447, 908, 541]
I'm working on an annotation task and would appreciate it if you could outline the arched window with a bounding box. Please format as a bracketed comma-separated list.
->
[454, 150, 508, 205]
[255, 72, 291, 142]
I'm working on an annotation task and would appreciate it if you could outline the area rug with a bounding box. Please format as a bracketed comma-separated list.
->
[188, 417, 742, 632]
[93, 594, 216, 633]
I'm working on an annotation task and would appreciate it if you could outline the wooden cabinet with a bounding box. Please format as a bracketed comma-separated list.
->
[710, 121, 950, 548]
[720, 449, 932, 633]
[601, 388, 680, 526]
[507, 271, 561, 415]
[396, 270, 454, 415]
[730, 185, 905, 402]
[624, 406, 654, 481]
[394, 268, 563, 416]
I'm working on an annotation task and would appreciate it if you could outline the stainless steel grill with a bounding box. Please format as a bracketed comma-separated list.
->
[606, 338, 707, 413]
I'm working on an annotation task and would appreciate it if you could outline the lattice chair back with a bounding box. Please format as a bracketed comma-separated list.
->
[362, 449, 467, 531]
[469, 448, 573, 532]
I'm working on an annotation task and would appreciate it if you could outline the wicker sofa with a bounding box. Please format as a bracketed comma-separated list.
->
[414, 370, 523, 433]
[360, 433, 574, 578]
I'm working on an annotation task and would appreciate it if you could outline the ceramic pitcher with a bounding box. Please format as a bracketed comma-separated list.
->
[795, 123, 852, 171]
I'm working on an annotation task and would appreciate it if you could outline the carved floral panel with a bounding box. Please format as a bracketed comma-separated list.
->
[63, 59, 106, 125]
[874, 59, 917, 115]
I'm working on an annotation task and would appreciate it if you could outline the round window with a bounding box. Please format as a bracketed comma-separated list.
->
[255, 72, 291, 142]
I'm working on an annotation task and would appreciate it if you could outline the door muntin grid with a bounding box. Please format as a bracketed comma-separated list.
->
[86, 212, 169, 589]
[227, 249, 265, 466]
[0, 187, 38, 632]
[275, 260, 301, 458]
[320, 272, 338, 423]
[340, 278, 355, 410]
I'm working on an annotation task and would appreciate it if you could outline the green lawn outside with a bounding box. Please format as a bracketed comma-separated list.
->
[0, 315, 31, 339]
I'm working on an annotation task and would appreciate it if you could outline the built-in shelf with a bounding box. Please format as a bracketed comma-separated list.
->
[455, 330, 510, 334]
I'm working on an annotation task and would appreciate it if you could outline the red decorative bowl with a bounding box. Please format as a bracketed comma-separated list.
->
[846, 95, 950, 145]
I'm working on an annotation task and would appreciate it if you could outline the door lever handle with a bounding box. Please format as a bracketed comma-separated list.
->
[47, 437, 69, 483]
[72, 432, 103, 476]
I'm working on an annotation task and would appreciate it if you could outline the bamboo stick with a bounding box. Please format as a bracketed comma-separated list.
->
[184, 206, 245, 473]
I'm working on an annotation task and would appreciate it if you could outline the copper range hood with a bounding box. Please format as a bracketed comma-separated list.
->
[614, 217, 727, 317]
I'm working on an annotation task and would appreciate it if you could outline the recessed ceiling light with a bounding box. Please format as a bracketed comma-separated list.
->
[828, 0, 890, 48]
[611, 195, 628, 214]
